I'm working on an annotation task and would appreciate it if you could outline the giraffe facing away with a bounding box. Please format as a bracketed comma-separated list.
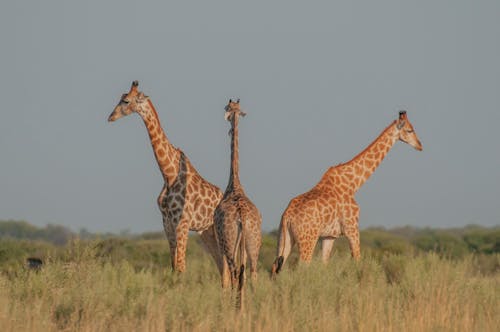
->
[214, 99, 262, 293]
[108, 81, 223, 273]
[271, 111, 422, 275]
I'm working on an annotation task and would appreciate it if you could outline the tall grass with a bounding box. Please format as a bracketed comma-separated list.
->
[0, 240, 498, 331]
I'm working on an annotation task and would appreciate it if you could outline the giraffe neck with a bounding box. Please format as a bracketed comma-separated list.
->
[338, 121, 399, 192]
[139, 100, 180, 185]
[226, 114, 242, 193]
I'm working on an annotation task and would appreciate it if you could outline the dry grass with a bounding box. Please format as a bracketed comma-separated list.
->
[0, 242, 498, 332]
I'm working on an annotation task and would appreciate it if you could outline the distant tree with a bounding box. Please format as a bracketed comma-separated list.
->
[414, 232, 468, 258]
[42, 224, 74, 245]
[78, 228, 94, 240]
[0, 220, 74, 245]
[0, 220, 38, 239]
[463, 229, 500, 254]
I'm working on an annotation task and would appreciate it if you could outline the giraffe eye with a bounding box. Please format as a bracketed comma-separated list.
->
[122, 99, 130, 104]
[406, 129, 413, 133]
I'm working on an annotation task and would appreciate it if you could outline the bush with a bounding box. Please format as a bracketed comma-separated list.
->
[414, 232, 469, 259]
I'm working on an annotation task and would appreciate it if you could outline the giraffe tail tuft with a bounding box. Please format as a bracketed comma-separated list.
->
[271, 256, 284, 278]
[271, 216, 289, 279]
[236, 263, 245, 310]
[237, 264, 245, 292]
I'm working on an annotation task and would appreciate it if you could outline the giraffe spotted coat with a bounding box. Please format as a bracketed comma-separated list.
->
[109, 81, 223, 273]
[272, 111, 422, 275]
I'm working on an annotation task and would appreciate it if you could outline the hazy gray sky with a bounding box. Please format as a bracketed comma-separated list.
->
[1, 1, 499, 233]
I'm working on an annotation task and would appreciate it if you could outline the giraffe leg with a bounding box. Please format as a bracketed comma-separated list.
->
[247, 246, 259, 282]
[321, 237, 336, 263]
[344, 203, 361, 260]
[297, 235, 319, 263]
[244, 217, 261, 282]
[345, 228, 360, 260]
[343, 218, 360, 260]
[173, 221, 190, 272]
[167, 236, 177, 270]
[221, 256, 231, 289]
[200, 225, 223, 275]
[161, 216, 178, 270]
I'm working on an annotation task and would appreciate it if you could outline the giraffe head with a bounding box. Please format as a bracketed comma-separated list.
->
[224, 99, 246, 122]
[395, 111, 423, 151]
[108, 80, 149, 122]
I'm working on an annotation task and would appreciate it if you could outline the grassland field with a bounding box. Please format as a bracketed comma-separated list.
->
[0, 223, 499, 331]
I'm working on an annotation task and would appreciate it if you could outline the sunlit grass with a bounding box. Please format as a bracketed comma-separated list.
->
[0, 240, 498, 332]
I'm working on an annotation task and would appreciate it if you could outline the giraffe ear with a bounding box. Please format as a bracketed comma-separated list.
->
[240, 111, 247, 117]
[224, 111, 231, 121]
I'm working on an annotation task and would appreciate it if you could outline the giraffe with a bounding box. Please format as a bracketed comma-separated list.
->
[108, 81, 223, 273]
[271, 111, 422, 275]
[214, 99, 262, 300]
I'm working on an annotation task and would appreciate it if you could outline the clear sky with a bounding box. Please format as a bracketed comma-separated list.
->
[0, 1, 499, 233]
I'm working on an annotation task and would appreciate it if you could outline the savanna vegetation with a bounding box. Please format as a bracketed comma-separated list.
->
[0, 220, 499, 331]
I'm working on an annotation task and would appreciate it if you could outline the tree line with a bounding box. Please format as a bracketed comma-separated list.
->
[0, 219, 498, 257]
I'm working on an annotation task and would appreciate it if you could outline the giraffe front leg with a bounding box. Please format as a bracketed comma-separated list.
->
[321, 237, 336, 263]
[168, 240, 177, 270]
[345, 228, 360, 260]
[159, 186, 179, 270]
[164, 225, 178, 271]
[343, 203, 361, 260]
[161, 215, 178, 270]
[174, 220, 190, 272]
[343, 219, 360, 260]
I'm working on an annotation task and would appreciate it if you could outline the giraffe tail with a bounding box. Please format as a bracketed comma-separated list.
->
[235, 217, 246, 310]
[271, 216, 288, 278]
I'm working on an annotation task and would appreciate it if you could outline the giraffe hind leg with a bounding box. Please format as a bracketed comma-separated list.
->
[200, 226, 224, 275]
[221, 256, 231, 289]
[321, 237, 336, 263]
[297, 232, 320, 263]
[244, 223, 261, 282]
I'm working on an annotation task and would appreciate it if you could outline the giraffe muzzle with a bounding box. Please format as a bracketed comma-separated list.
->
[415, 140, 423, 151]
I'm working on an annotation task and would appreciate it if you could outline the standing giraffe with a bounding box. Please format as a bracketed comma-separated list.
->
[214, 99, 262, 296]
[272, 111, 422, 275]
[108, 81, 223, 273]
